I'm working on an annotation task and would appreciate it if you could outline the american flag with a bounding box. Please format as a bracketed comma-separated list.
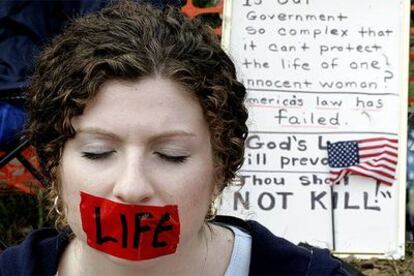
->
[327, 137, 398, 186]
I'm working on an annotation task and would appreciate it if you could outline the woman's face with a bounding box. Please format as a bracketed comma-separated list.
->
[59, 77, 215, 259]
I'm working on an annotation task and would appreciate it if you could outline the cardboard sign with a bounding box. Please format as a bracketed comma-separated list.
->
[220, 0, 410, 259]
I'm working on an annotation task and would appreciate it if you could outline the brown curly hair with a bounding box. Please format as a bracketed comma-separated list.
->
[25, 0, 248, 227]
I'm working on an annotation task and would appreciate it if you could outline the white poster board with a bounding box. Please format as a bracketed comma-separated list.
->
[219, 0, 410, 259]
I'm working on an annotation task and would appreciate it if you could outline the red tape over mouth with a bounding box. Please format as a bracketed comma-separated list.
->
[80, 192, 180, 261]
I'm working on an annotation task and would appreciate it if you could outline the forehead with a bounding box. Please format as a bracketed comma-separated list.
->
[71, 77, 210, 141]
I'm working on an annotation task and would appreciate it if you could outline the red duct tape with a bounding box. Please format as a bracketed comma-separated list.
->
[80, 191, 180, 261]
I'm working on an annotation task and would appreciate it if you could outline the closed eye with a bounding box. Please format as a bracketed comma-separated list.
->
[82, 151, 116, 160]
[155, 152, 188, 163]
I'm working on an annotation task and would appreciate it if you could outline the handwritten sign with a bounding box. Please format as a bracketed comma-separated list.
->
[219, 0, 409, 258]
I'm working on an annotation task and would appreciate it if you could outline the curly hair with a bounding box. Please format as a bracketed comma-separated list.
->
[25, 0, 248, 227]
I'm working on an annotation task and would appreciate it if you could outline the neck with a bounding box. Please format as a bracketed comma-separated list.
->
[59, 224, 210, 276]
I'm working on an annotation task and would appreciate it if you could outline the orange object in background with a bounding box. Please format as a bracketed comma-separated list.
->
[0, 146, 43, 194]
[181, 0, 224, 36]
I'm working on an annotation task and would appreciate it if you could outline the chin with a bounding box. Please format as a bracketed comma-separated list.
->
[100, 248, 174, 268]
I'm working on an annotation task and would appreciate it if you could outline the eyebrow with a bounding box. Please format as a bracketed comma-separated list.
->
[76, 128, 120, 139]
[76, 127, 196, 140]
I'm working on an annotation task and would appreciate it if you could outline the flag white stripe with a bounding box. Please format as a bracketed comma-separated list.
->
[360, 158, 398, 168]
[359, 144, 398, 151]
[330, 167, 394, 184]
[356, 163, 395, 178]
[329, 169, 348, 183]
[359, 153, 398, 163]
[363, 161, 396, 175]
[363, 158, 397, 169]
[349, 167, 394, 184]
[359, 148, 398, 156]
[358, 140, 398, 148]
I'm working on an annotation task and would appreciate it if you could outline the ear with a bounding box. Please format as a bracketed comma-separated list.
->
[210, 182, 220, 201]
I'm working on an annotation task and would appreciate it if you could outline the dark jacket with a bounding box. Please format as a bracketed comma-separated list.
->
[0, 216, 349, 276]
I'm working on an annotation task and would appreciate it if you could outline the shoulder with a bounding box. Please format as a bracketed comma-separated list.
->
[0, 228, 69, 276]
[214, 216, 350, 276]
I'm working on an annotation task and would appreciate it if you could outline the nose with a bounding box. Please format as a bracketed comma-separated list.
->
[112, 154, 155, 204]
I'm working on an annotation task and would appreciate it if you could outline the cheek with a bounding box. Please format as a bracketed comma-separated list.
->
[173, 165, 215, 232]
[59, 149, 92, 239]
[170, 160, 214, 202]
[59, 171, 83, 237]
[60, 164, 79, 214]
[181, 179, 211, 209]
[59, 147, 115, 205]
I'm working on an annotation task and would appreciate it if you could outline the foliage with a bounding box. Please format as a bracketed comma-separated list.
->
[0, 191, 53, 247]
[189, 0, 223, 30]
[192, 0, 219, 8]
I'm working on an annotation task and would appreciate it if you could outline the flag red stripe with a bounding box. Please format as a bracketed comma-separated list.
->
[358, 138, 398, 144]
[360, 151, 398, 159]
[359, 144, 398, 151]
[364, 161, 396, 173]
[359, 150, 398, 160]
[354, 163, 395, 179]
[360, 156, 398, 165]
[346, 169, 393, 186]
[359, 146, 398, 153]
[329, 169, 348, 183]
[330, 165, 394, 181]
[351, 165, 394, 182]
[330, 168, 394, 185]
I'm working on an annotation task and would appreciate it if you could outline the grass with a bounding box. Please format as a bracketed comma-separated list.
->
[346, 242, 414, 275]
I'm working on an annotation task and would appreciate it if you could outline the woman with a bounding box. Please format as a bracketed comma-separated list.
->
[0, 1, 349, 275]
